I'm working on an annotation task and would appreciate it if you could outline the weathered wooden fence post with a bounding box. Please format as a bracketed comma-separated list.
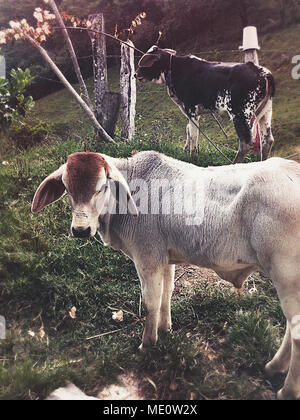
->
[120, 40, 136, 141]
[88, 13, 107, 119]
[88, 13, 120, 144]
[239, 26, 260, 65]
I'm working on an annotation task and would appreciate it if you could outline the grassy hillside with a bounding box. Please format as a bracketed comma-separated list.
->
[0, 24, 299, 400]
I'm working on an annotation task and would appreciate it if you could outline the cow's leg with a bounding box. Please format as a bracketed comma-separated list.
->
[259, 100, 274, 161]
[135, 263, 164, 350]
[184, 118, 199, 155]
[268, 258, 300, 400]
[233, 114, 252, 163]
[265, 322, 291, 377]
[159, 264, 175, 332]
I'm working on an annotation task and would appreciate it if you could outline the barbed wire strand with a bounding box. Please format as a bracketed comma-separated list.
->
[5, 29, 297, 162]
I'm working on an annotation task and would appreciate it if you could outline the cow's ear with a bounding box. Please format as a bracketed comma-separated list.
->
[31, 164, 66, 213]
[164, 49, 176, 55]
[138, 53, 160, 68]
[106, 163, 139, 217]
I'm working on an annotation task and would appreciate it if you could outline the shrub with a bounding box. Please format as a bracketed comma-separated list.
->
[0, 68, 35, 133]
[10, 120, 51, 150]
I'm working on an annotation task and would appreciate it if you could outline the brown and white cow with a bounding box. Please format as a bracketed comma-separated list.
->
[32, 151, 300, 400]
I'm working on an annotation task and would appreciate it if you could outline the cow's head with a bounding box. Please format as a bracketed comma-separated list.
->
[31, 152, 138, 238]
[135, 45, 176, 84]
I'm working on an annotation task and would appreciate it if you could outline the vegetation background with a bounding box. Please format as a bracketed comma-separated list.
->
[0, 0, 299, 400]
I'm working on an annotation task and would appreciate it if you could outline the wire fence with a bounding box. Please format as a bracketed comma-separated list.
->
[4, 45, 299, 162]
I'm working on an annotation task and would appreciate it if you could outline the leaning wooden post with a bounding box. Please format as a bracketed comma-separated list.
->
[88, 13, 107, 123]
[239, 26, 260, 65]
[120, 40, 136, 141]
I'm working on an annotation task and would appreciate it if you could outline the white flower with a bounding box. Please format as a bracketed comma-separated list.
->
[0, 31, 7, 44]
[33, 11, 44, 23]
[44, 11, 56, 20]
[9, 20, 20, 29]
[42, 22, 51, 35]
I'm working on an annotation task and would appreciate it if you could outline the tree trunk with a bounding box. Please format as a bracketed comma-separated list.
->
[101, 92, 120, 138]
[120, 40, 136, 141]
[278, 0, 287, 26]
[238, 1, 249, 28]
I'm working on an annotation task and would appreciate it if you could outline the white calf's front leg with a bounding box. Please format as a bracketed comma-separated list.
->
[269, 258, 300, 399]
[135, 264, 164, 350]
[278, 315, 300, 400]
[159, 264, 175, 332]
[265, 322, 291, 377]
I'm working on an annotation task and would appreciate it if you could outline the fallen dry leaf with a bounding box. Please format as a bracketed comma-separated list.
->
[28, 330, 35, 337]
[190, 392, 196, 400]
[69, 306, 77, 319]
[112, 310, 123, 322]
[39, 326, 45, 339]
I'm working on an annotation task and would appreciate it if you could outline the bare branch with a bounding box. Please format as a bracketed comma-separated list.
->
[47, 0, 93, 110]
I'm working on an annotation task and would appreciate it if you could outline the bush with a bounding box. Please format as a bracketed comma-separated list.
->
[9, 120, 51, 150]
[0, 68, 35, 133]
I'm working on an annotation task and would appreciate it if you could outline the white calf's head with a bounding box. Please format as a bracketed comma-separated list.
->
[31, 152, 138, 238]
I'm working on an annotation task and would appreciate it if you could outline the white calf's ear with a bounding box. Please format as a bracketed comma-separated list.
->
[31, 164, 66, 213]
[107, 164, 139, 217]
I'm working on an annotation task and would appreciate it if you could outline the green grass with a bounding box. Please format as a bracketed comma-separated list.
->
[0, 24, 299, 400]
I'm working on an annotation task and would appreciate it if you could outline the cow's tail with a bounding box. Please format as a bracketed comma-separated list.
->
[251, 72, 275, 156]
